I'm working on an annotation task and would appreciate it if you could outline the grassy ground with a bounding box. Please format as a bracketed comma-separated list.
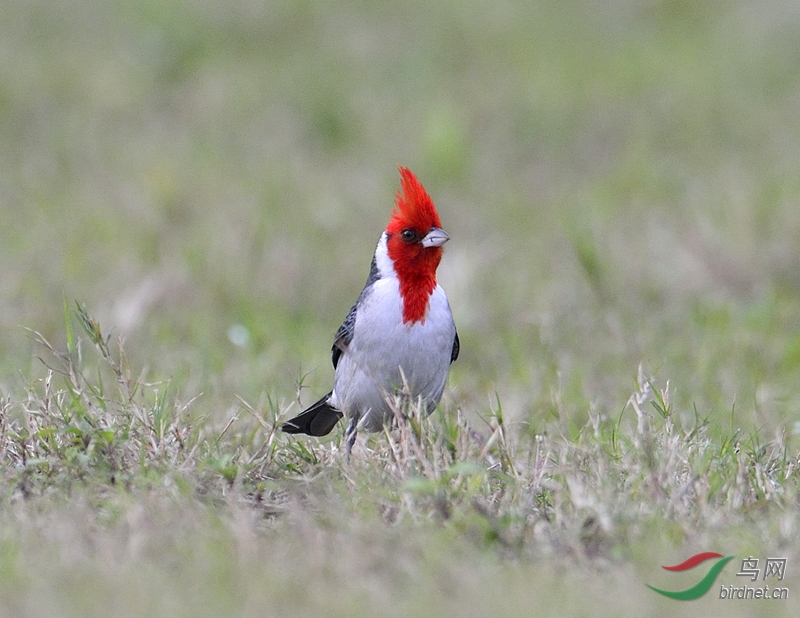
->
[2, 0, 800, 616]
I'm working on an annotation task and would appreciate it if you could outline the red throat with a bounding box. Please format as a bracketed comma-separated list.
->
[385, 167, 444, 324]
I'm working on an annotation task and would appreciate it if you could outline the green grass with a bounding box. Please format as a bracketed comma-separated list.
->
[1, 0, 800, 616]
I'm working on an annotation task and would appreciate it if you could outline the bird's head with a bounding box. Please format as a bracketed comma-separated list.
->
[386, 167, 448, 273]
[384, 166, 449, 323]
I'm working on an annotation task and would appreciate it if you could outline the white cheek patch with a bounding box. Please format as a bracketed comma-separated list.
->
[374, 232, 396, 279]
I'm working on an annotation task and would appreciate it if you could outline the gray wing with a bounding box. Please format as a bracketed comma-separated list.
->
[451, 330, 460, 363]
[331, 303, 356, 369]
[331, 253, 382, 369]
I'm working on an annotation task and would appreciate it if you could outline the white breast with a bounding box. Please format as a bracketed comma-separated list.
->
[330, 277, 455, 432]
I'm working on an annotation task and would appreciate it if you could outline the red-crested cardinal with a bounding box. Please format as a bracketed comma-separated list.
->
[281, 166, 459, 457]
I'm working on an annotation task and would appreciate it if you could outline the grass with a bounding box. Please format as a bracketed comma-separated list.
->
[2, 0, 800, 616]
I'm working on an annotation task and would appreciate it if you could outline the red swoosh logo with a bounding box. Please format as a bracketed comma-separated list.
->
[662, 552, 724, 571]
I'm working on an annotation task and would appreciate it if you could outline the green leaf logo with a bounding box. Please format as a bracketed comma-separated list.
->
[646, 552, 734, 601]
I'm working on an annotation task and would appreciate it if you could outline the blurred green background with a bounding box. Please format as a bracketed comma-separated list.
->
[3, 2, 800, 617]
[2, 0, 800, 434]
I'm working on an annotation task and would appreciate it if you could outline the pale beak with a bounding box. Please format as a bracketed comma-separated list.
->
[420, 227, 449, 248]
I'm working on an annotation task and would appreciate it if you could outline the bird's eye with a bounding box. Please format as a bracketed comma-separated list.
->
[400, 228, 417, 242]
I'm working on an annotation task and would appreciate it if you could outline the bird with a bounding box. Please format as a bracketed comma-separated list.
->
[281, 166, 459, 457]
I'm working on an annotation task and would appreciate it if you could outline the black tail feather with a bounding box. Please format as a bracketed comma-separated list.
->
[281, 392, 343, 437]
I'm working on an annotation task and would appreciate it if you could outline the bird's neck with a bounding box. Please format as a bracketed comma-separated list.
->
[373, 232, 439, 324]
[396, 269, 437, 324]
